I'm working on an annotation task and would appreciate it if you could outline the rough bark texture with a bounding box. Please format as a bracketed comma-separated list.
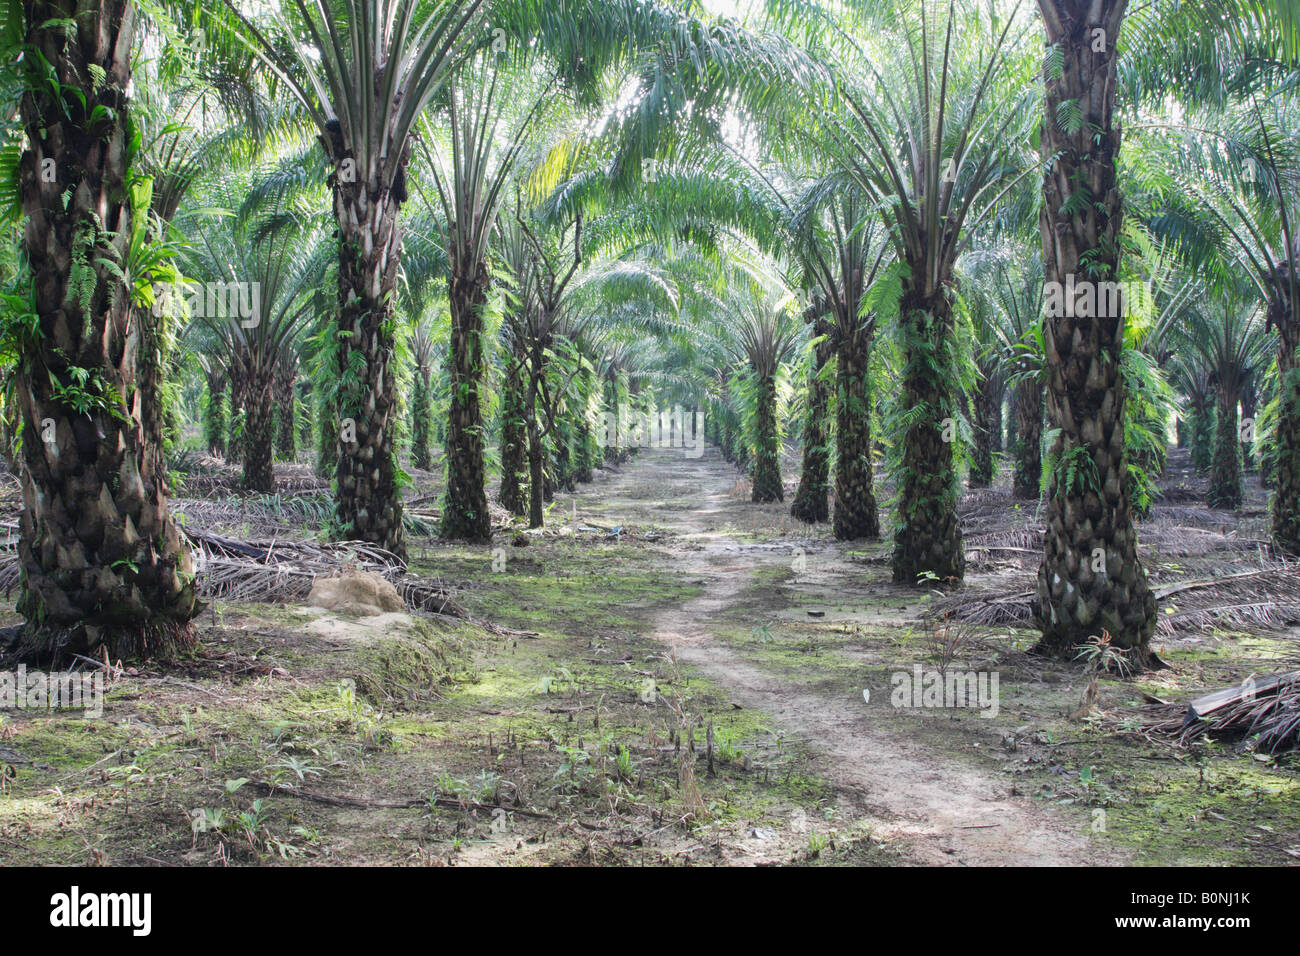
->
[751, 374, 783, 503]
[991, 392, 1003, 455]
[1034, 0, 1156, 661]
[298, 378, 314, 451]
[1207, 387, 1242, 510]
[1240, 378, 1257, 470]
[1268, 276, 1300, 553]
[411, 364, 433, 471]
[969, 367, 1000, 488]
[1013, 377, 1043, 499]
[325, 121, 407, 558]
[1190, 398, 1215, 475]
[442, 258, 492, 541]
[274, 358, 296, 461]
[525, 341, 550, 528]
[242, 368, 275, 493]
[833, 320, 880, 540]
[554, 415, 575, 493]
[314, 384, 334, 477]
[791, 319, 834, 523]
[13, 0, 199, 662]
[226, 363, 245, 465]
[603, 376, 624, 464]
[496, 356, 527, 515]
[573, 419, 594, 483]
[891, 291, 964, 584]
[204, 368, 227, 457]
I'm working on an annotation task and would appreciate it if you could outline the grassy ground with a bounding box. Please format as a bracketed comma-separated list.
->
[1, 445, 1297, 866]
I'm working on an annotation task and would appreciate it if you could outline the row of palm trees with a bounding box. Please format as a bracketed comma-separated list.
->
[4, 0, 1300, 669]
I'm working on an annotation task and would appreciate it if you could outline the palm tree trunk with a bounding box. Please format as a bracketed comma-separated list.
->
[891, 293, 963, 583]
[833, 320, 880, 540]
[990, 390, 1003, 456]
[791, 325, 833, 522]
[332, 162, 407, 558]
[442, 260, 492, 542]
[298, 378, 314, 451]
[574, 421, 594, 483]
[1269, 285, 1300, 552]
[527, 424, 545, 528]
[13, 0, 198, 662]
[274, 359, 296, 461]
[227, 364, 246, 466]
[243, 371, 276, 494]
[555, 415, 575, 493]
[205, 369, 227, 458]
[411, 365, 433, 471]
[1190, 398, 1215, 474]
[1240, 378, 1257, 470]
[969, 368, 998, 488]
[604, 377, 623, 464]
[751, 373, 783, 502]
[573, 367, 596, 483]
[1013, 377, 1042, 499]
[1035, 0, 1156, 661]
[314, 381, 334, 478]
[499, 356, 527, 514]
[1207, 386, 1242, 509]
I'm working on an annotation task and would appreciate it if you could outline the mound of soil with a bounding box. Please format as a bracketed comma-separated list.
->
[307, 571, 405, 616]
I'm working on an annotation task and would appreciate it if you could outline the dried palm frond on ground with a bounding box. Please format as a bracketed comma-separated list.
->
[0, 530, 465, 617]
[171, 456, 332, 497]
[1138, 525, 1273, 557]
[933, 560, 1300, 636]
[1141, 671, 1300, 754]
[965, 528, 1043, 550]
[1153, 563, 1300, 634]
[931, 586, 1036, 628]
[187, 528, 465, 617]
[174, 494, 444, 539]
[963, 524, 1272, 564]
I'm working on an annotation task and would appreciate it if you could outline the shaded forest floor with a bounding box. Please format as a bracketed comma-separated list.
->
[1, 444, 1299, 866]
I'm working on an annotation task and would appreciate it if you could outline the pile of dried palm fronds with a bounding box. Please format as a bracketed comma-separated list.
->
[1135, 523, 1273, 558]
[1144, 671, 1300, 754]
[188, 528, 464, 616]
[170, 455, 331, 497]
[174, 494, 442, 538]
[934, 559, 1300, 636]
[0, 528, 465, 618]
[961, 515, 1272, 566]
[1153, 562, 1300, 634]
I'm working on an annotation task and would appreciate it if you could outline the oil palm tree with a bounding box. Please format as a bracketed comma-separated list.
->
[1138, 89, 1300, 549]
[790, 183, 889, 539]
[5, 0, 199, 661]
[1173, 298, 1271, 509]
[223, 0, 488, 557]
[967, 244, 1045, 499]
[1033, 0, 1153, 656]
[706, 271, 802, 503]
[819, 0, 1038, 583]
[1029, 0, 1300, 660]
[182, 150, 331, 492]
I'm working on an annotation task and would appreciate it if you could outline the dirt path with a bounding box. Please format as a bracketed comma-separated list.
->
[577, 446, 1120, 866]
